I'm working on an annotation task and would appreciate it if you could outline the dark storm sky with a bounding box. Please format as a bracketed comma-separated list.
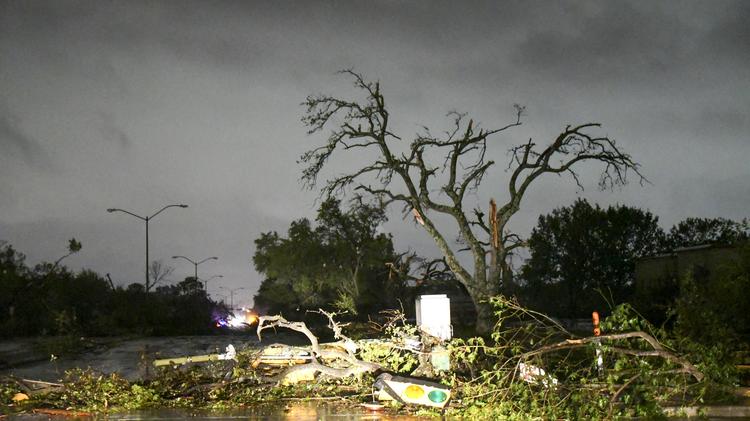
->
[1, 1, 748, 306]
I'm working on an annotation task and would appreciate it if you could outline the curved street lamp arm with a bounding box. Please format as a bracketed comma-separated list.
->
[172, 255, 196, 264]
[107, 208, 147, 221]
[150, 204, 188, 219]
[197, 256, 219, 265]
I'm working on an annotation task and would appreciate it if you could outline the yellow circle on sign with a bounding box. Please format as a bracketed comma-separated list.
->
[404, 385, 425, 399]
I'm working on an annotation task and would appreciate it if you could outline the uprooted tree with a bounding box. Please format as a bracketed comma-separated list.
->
[301, 70, 646, 332]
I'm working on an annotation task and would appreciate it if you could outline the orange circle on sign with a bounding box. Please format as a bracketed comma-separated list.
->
[404, 385, 425, 399]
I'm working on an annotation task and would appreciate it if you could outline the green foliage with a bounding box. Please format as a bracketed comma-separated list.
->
[67, 238, 82, 254]
[51, 369, 160, 411]
[0, 299, 736, 418]
[601, 303, 737, 404]
[333, 290, 357, 315]
[358, 320, 420, 373]
[0, 379, 16, 414]
[253, 198, 401, 317]
[148, 363, 226, 404]
[600, 303, 657, 335]
[659, 241, 750, 389]
[444, 297, 732, 420]
[634, 218, 749, 324]
[519, 199, 665, 317]
[671, 241, 750, 341]
[358, 341, 419, 373]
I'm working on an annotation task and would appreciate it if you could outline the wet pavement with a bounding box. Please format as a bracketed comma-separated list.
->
[0, 335, 260, 381]
[4, 402, 433, 420]
[1, 335, 438, 419]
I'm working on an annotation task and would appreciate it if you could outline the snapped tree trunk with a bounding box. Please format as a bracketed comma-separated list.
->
[300, 71, 646, 336]
[473, 298, 496, 335]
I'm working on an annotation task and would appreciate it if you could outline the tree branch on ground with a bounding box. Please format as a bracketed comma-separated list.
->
[256, 312, 382, 384]
[519, 331, 703, 381]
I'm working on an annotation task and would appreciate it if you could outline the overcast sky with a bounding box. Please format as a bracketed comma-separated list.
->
[1, 0, 748, 307]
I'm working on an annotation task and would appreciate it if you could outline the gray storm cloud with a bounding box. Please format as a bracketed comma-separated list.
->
[0, 0, 747, 305]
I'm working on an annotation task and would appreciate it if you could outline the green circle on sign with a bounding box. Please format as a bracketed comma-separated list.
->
[428, 389, 448, 403]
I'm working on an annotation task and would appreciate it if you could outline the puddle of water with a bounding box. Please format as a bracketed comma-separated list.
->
[6, 402, 433, 421]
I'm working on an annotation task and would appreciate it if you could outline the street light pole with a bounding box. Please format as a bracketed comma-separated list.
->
[172, 256, 218, 290]
[220, 286, 246, 309]
[107, 204, 188, 293]
[200, 274, 223, 294]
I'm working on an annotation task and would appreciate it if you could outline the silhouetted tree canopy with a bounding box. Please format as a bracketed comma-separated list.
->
[0, 240, 226, 337]
[520, 199, 664, 317]
[665, 217, 749, 250]
[253, 198, 401, 317]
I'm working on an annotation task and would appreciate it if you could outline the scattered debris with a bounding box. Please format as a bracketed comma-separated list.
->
[430, 345, 450, 372]
[11, 392, 28, 402]
[256, 311, 383, 385]
[32, 408, 92, 417]
[251, 344, 313, 368]
[415, 294, 452, 341]
[592, 311, 604, 373]
[153, 344, 236, 367]
[517, 362, 558, 387]
[360, 402, 385, 411]
[373, 373, 451, 408]
[0, 303, 719, 419]
[519, 331, 704, 382]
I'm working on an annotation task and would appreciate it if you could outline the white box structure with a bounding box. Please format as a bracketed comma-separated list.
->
[415, 294, 452, 341]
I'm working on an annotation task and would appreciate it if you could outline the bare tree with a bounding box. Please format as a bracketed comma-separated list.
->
[147, 259, 174, 292]
[301, 70, 645, 332]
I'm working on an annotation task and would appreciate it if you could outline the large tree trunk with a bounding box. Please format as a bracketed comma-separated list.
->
[465, 276, 500, 335]
[299, 71, 646, 338]
[473, 297, 496, 335]
[464, 246, 510, 335]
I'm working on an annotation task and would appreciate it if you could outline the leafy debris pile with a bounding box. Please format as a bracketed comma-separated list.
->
[1, 299, 738, 419]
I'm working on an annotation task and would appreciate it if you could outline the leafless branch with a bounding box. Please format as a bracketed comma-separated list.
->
[257, 315, 321, 357]
[256, 312, 381, 384]
[302, 71, 647, 330]
[519, 331, 703, 382]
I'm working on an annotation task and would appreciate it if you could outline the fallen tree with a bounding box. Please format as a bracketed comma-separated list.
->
[256, 310, 382, 384]
[2, 299, 738, 419]
[445, 298, 726, 419]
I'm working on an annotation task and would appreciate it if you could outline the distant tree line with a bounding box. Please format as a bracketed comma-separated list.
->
[517, 199, 749, 329]
[0, 241, 227, 338]
[254, 198, 749, 340]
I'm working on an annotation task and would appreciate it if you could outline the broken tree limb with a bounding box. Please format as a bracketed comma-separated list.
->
[606, 347, 703, 381]
[519, 331, 704, 382]
[608, 373, 642, 419]
[521, 331, 664, 355]
[312, 309, 358, 354]
[255, 313, 383, 385]
[275, 357, 381, 385]
[1, 377, 64, 395]
[257, 315, 321, 357]
[320, 348, 381, 372]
